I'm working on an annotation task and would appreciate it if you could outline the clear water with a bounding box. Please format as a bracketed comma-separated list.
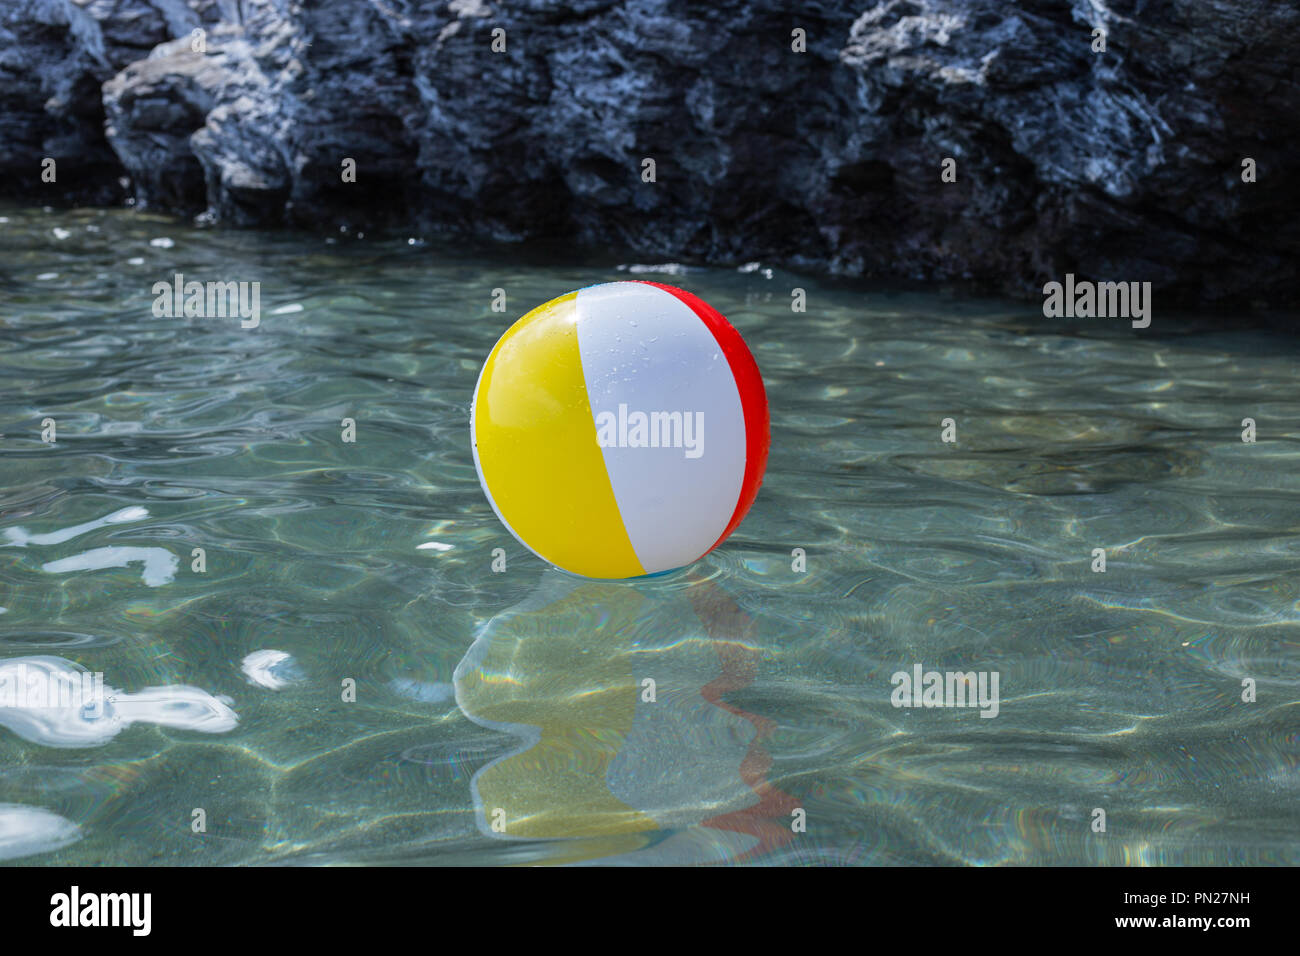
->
[1, 203, 1296, 866]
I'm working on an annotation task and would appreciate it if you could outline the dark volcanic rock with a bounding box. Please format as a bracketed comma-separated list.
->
[2, 0, 1298, 304]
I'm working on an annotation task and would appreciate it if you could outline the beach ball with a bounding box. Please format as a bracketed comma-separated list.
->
[470, 281, 769, 579]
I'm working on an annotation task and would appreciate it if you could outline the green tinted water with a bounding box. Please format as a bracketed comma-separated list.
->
[1, 204, 1297, 865]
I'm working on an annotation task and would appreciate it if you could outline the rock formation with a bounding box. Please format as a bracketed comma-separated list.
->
[2, 0, 1296, 302]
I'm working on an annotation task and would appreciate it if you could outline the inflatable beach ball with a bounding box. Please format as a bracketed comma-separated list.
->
[470, 281, 769, 579]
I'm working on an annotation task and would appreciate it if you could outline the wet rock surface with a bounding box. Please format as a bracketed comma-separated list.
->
[2, 0, 1297, 303]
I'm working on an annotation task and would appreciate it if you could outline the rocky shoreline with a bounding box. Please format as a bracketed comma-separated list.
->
[2, 0, 1297, 304]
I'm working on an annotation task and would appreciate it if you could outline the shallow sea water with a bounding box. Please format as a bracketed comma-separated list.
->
[0, 203, 1297, 865]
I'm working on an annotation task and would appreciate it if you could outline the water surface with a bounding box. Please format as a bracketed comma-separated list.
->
[1, 204, 1297, 865]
